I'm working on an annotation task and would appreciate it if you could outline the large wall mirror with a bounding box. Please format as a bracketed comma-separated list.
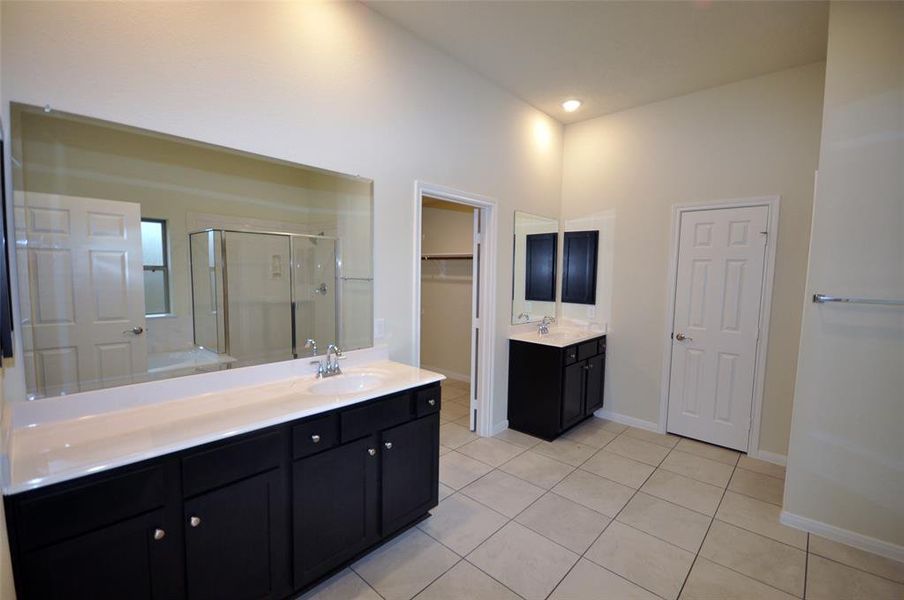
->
[10, 103, 373, 399]
[512, 211, 558, 324]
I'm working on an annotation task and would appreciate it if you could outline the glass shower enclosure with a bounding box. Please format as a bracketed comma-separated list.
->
[189, 229, 339, 365]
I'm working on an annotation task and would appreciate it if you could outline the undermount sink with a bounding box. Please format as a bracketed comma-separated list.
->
[308, 372, 384, 395]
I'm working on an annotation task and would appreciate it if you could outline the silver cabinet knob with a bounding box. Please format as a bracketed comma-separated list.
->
[428, 399, 436, 406]
[311, 434, 321, 444]
[384, 441, 393, 450]
[190, 516, 201, 528]
[368, 448, 376, 456]
[153, 528, 166, 541]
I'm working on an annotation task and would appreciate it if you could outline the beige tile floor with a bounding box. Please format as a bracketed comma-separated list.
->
[300, 380, 904, 600]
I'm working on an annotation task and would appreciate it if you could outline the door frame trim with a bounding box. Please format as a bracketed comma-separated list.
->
[412, 181, 497, 437]
[658, 196, 780, 457]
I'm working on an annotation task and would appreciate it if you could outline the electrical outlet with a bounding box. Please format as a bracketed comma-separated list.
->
[374, 318, 385, 339]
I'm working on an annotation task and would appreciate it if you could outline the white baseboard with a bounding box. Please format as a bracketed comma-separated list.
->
[490, 419, 509, 436]
[421, 364, 470, 383]
[749, 449, 787, 466]
[780, 511, 904, 563]
[594, 409, 659, 433]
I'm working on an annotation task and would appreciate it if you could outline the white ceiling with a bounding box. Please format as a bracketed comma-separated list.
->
[367, 1, 829, 124]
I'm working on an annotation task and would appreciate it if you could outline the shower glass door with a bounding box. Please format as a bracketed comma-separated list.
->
[224, 231, 293, 363]
[292, 235, 338, 354]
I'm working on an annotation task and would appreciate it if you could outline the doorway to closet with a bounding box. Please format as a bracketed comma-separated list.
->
[419, 197, 477, 431]
[414, 182, 497, 438]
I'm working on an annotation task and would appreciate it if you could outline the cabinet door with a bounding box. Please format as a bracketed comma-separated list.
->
[184, 470, 287, 600]
[562, 361, 586, 430]
[381, 414, 439, 535]
[293, 436, 379, 588]
[584, 353, 605, 415]
[20, 509, 180, 600]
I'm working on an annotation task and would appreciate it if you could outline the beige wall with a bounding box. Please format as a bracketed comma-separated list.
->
[785, 1, 903, 553]
[420, 204, 473, 380]
[0, 1, 564, 429]
[561, 62, 825, 455]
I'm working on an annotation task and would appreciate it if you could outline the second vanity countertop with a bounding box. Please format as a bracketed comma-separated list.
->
[3, 359, 443, 495]
[509, 325, 607, 348]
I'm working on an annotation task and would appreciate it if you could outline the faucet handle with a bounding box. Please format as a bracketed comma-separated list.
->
[304, 338, 318, 357]
[309, 359, 325, 378]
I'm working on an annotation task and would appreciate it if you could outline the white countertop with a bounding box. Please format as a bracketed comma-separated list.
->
[509, 326, 606, 348]
[3, 360, 443, 495]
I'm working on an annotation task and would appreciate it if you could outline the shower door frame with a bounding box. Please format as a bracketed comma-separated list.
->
[188, 228, 340, 360]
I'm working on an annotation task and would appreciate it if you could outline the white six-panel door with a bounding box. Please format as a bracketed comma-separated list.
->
[666, 205, 768, 451]
[17, 192, 147, 397]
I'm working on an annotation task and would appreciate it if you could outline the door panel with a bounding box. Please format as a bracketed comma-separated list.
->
[293, 437, 378, 588]
[584, 353, 605, 414]
[16, 192, 147, 396]
[562, 361, 585, 429]
[667, 206, 768, 451]
[381, 414, 439, 535]
[21, 509, 179, 600]
[184, 471, 284, 600]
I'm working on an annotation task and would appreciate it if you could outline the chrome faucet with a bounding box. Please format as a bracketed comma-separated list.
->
[325, 344, 344, 376]
[310, 344, 344, 378]
[539, 315, 555, 335]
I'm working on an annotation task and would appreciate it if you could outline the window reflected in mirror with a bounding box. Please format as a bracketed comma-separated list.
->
[10, 103, 373, 399]
[512, 211, 558, 324]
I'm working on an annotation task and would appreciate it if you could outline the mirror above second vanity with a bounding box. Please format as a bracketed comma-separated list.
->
[511, 211, 558, 324]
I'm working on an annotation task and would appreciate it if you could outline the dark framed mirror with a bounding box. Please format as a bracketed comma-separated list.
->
[562, 230, 599, 305]
[524, 232, 557, 302]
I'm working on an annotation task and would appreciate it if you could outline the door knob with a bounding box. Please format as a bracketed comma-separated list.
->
[189, 516, 201, 528]
[384, 442, 393, 450]
[675, 332, 693, 342]
[153, 528, 166, 541]
[123, 326, 144, 335]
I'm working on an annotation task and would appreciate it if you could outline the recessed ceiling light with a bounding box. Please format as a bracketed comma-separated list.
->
[562, 99, 582, 113]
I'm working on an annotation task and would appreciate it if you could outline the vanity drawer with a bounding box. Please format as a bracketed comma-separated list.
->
[578, 340, 599, 361]
[293, 414, 339, 459]
[14, 464, 168, 552]
[341, 392, 412, 442]
[563, 346, 579, 365]
[415, 385, 441, 417]
[182, 430, 282, 497]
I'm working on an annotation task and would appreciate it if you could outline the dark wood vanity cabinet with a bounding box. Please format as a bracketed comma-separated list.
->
[4, 382, 441, 600]
[508, 336, 606, 440]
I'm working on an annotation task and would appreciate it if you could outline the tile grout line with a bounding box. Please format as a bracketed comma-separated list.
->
[803, 532, 810, 599]
[674, 451, 739, 599]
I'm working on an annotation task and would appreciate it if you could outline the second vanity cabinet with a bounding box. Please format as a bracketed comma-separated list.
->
[4, 382, 441, 600]
[508, 335, 606, 440]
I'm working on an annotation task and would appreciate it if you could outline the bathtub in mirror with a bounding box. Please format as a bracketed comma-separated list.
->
[512, 211, 559, 324]
[10, 103, 373, 399]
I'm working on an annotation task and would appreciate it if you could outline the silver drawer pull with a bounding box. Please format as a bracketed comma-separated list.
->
[368, 448, 376, 456]
[311, 434, 321, 444]
[428, 399, 436, 406]
[190, 516, 201, 528]
[153, 528, 166, 541]
[384, 441, 393, 450]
